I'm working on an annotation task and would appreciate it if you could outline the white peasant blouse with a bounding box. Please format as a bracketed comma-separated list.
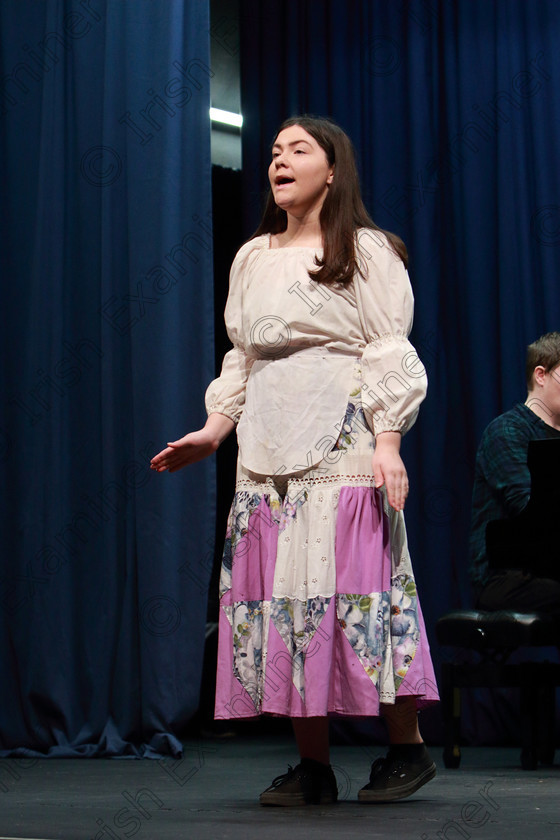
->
[205, 229, 427, 476]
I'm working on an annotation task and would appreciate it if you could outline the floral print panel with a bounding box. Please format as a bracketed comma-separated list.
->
[337, 572, 420, 693]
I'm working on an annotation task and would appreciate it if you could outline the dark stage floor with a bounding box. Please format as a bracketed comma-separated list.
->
[1, 736, 559, 840]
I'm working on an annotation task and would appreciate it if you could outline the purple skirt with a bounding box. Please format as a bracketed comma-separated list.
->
[215, 365, 439, 719]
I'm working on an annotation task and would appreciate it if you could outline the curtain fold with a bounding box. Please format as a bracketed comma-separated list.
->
[0, 0, 214, 757]
[240, 0, 560, 743]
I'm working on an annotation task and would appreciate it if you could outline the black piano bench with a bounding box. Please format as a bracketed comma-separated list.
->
[436, 609, 560, 770]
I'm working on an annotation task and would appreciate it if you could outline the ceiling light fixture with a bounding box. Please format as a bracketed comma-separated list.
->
[210, 107, 243, 128]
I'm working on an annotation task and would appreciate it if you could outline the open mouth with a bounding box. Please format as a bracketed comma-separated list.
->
[275, 176, 295, 185]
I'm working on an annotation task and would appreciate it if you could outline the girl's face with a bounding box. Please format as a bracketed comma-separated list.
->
[268, 125, 334, 217]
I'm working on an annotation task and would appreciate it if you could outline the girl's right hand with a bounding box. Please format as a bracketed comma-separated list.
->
[150, 430, 218, 473]
[150, 414, 235, 473]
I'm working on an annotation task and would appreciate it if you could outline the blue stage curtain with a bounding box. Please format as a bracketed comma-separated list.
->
[240, 0, 560, 743]
[0, 0, 214, 756]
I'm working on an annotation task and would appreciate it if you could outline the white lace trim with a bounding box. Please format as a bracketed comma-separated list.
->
[235, 472, 376, 493]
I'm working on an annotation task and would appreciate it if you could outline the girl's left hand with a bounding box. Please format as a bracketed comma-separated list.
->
[372, 431, 409, 511]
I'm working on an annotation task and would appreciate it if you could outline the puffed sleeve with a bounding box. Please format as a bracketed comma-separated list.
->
[354, 229, 428, 436]
[204, 240, 258, 424]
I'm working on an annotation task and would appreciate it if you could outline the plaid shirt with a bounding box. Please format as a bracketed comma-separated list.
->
[469, 403, 560, 587]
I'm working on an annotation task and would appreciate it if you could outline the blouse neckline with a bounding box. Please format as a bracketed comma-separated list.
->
[266, 233, 322, 251]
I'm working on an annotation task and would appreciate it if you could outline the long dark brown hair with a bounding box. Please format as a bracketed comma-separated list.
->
[252, 115, 408, 284]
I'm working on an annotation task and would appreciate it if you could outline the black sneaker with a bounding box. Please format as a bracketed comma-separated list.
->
[259, 758, 338, 806]
[358, 744, 436, 803]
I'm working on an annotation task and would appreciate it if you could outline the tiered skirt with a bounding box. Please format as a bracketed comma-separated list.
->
[215, 363, 439, 719]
